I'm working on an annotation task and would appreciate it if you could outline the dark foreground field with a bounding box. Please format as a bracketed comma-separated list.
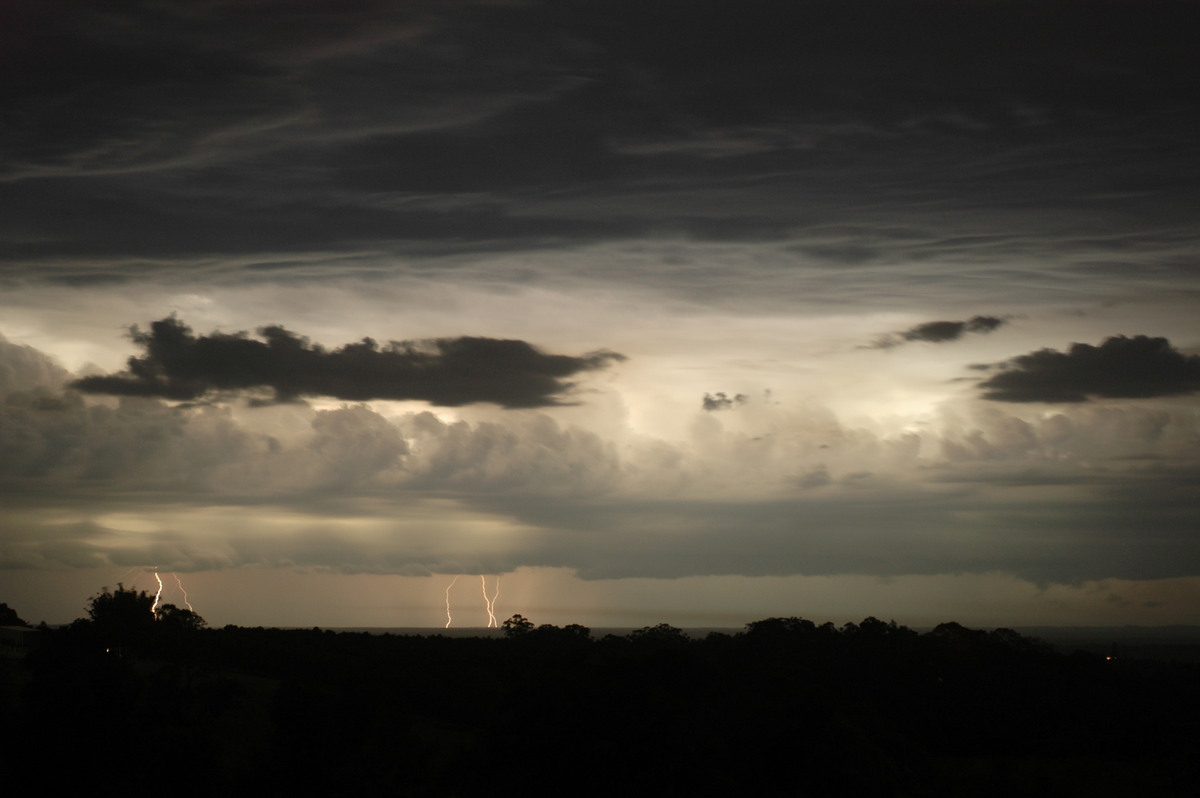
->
[3, 613, 1199, 796]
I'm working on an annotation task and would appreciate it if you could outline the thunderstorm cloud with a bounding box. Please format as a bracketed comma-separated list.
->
[71, 317, 624, 407]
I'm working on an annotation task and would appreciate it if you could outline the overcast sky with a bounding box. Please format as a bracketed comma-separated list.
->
[3, 0, 1199, 629]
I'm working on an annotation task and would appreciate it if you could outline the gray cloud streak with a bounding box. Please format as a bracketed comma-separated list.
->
[868, 315, 1007, 349]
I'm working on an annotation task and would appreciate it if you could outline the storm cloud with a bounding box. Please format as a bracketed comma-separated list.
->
[979, 335, 1200, 403]
[71, 317, 624, 407]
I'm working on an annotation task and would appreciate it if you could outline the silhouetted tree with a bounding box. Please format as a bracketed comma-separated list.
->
[502, 614, 534, 637]
[562, 623, 591, 639]
[86, 583, 156, 651]
[156, 603, 206, 632]
[0, 602, 28, 627]
[525, 622, 592, 646]
[627, 623, 689, 646]
[928, 620, 986, 645]
[745, 616, 817, 636]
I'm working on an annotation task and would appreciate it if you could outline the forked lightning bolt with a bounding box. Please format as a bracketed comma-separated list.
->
[444, 574, 501, 627]
[481, 575, 500, 627]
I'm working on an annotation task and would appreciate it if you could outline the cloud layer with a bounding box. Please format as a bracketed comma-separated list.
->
[4, 0, 1198, 302]
[71, 317, 623, 407]
[4, 335, 1198, 587]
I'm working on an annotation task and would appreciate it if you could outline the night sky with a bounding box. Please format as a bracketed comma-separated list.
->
[3, 0, 1199, 629]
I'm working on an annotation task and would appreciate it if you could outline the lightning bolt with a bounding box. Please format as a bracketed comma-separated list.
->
[481, 575, 500, 628]
[151, 571, 164, 614]
[444, 575, 460, 628]
[172, 573, 194, 611]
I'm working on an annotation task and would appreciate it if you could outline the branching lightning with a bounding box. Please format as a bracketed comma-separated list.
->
[481, 575, 500, 628]
[443, 574, 502, 628]
[172, 573, 194, 611]
[444, 575, 460, 628]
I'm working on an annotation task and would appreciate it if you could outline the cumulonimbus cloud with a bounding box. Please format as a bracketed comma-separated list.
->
[978, 335, 1200, 403]
[868, 315, 1007, 349]
[70, 317, 625, 407]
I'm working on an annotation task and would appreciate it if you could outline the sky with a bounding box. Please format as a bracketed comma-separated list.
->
[2, 0, 1199, 630]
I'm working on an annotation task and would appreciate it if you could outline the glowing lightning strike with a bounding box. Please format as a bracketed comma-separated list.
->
[481, 575, 500, 628]
[172, 573, 194, 611]
[151, 571, 164, 614]
[444, 576, 460, 628]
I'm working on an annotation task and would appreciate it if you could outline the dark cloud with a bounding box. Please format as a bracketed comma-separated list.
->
[71, 317, 624, 407]
[702, 392, 747, 411]
[979, 335, 1200, 403]
[868, 315, 1007, 349]
[906, 316, 1005, 343]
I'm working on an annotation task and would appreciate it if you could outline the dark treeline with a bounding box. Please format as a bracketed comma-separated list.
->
[2, 592, 1198, 796]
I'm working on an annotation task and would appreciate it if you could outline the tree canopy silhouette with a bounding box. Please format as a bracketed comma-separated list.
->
[502, 613, 534, 637]
[85, 583, 156, 649]
[0, 602, 29, 627]
[155, 603, 206, 632]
